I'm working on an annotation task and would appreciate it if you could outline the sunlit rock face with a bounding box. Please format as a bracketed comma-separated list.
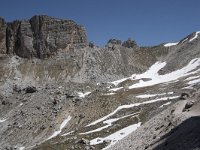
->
[0, 15, 88, 58]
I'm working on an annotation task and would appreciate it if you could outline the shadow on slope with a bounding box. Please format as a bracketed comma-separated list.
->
[153, 116, 200, 150]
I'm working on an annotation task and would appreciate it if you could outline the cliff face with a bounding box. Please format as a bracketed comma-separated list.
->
[0, 15, 88, 58]
[0, 17, 7, 54]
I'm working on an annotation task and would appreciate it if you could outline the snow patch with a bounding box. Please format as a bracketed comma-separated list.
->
[90, 122, 141, 149]
[188, 78, 200, 85]
[103, 92, 116, 96]
[110, 77, 130, 86]
[18, 147, 25, 150]
[77, 92, 91, 98]
[181, 38, 188, 43]
[109, 61, 167, 87]
[189, 31, 200, 42]
[159, 102, 171, 108]
[164, 42, 179, 47]
[0, 118, 7, 123]
[109, 87, 123, 92]
[81, 113, 137, 135]
[129, 58, 200, 89]
[133, 61, 167, 80]
[47, 115, 71, 140]
[185, 75, 200, 81]
[61, 131, 74, 136]
[86, 96, 179, 127]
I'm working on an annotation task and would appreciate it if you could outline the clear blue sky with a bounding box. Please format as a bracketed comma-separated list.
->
[0, 0, 200, 46]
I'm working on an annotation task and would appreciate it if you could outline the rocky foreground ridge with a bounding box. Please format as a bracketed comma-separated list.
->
[0, 15, 200, 150]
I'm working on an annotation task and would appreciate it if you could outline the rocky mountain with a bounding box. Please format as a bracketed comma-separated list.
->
[0, 15, 200, 150]
[0, 15, 87, 58]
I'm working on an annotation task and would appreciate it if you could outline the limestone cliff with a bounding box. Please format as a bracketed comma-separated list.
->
[0, 15, 88, 58]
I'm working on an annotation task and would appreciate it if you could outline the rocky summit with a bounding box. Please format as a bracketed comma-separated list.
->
[0, 15, 87, 58]
[0, 15, 200, 150]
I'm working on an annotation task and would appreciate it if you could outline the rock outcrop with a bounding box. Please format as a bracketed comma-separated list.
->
[107, 39, 122, 45]
[122, 38, 138, 48]
[0, 17, 7, 54]
[0, 15, 88, 58]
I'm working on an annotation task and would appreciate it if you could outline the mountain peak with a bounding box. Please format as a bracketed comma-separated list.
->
[0, 15, 88, 58]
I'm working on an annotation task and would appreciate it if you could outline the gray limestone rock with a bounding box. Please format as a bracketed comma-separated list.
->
[122, 38, 138, 48]
[0, 15, 88, 58]
[0, 17, 7, 54]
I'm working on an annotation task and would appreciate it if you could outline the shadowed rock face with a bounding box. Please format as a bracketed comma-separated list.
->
[153, 116, 200, 150]
[1, 15, 88, 58]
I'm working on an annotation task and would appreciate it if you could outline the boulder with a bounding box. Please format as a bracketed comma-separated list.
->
[78, 138, 90, 145]
[24, 86, 37, 93]
[180, 92, 190, 100]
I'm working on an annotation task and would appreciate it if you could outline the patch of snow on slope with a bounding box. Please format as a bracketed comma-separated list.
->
[109, 61, 166, 87]
[133, 61, 167, 80]
[47, 115, 71, 140]
[129, 58, 200, 89]
[61, 131, 74, 136]
[136, 92, 173, 98]
[189, 31, 200, 42]
[185, 75, 200, 81]
[164, 42, 179, 47]
[81, 113, 137, 135]
[18, 147, 25, 150]
[181, 38, 188, 43]
[159, 102, 171, 108]
[109, 87, 123, 92]
[188, 78, 200, 85]
[104, 92, 116, 96]
[86, 96, 179, 127]
[90, 122, 141, 149]
[77, 92, 91, 98]
[0, 118, 7, 123]
[110, 77, 130, 86]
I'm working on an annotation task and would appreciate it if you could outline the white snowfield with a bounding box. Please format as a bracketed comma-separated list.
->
[109, 58, 200, 89]
[90, 122, 141, 149]
[80, 113, 137, 135]
[77, 92, 91, 98]
[189, 31, 200, 42]
[164, 42, 179, 47]
[86, 96, 179, 127]
[47, 115, 71, 140]
[129, 58, 200, 89]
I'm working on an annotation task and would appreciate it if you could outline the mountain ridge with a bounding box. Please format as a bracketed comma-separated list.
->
[0, 15, 200, 150]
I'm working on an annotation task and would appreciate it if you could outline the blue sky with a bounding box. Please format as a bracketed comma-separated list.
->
[0, 0, 200, 46]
